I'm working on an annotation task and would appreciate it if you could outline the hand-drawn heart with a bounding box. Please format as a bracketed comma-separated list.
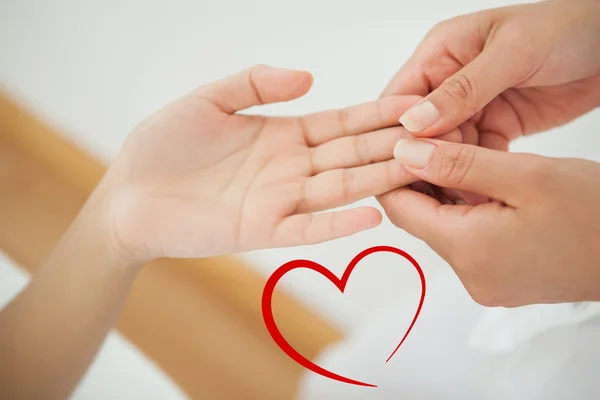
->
[262, 245, 426, 387]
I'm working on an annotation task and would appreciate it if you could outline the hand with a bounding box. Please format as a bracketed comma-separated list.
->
[379, 139, 600, 307]
[382, 0, 600, 149]
[98, 65, 423, 262]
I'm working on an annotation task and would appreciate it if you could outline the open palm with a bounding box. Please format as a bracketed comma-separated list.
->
[104, 65, 419, 260]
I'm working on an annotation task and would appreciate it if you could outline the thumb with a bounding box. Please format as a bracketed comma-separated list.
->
[393, 139, 546, 204]
[198, 64, 313, 114]
[398, 47, 524, 136]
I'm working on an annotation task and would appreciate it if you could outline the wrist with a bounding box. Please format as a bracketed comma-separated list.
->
[69, 187, 146, 272]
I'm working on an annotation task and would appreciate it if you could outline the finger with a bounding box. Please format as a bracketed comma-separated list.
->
[301, 95, 422, 147]
[437, 129, 508, 206]
[380, 59, 431, 98]
[440, 188, 490, 206]
[392, 139, 547, 205]
[459, 120, 479, 146]
[403, 128, 464, 203]
[310, 126, 412, 174]
[477, 93, 527, 141]
[310, 125, 462, 175]
[437, 129, 462, 143]
[410, 181, 431, 194]
[198, 64, 313, 113]
[436, 122, 495, 206]
[271, 207, 382, 247]
[380, 20, 470, 98]
[398, 45, 529, 137]
[295, 159, 417, 213]
[377, 187, 458, 243]
[479, 131, 510, 152]
[379, 26, 444, 98]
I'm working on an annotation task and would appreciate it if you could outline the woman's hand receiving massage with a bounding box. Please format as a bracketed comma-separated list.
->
[0, 65, 430, 400]
[104, 65, 425, 262]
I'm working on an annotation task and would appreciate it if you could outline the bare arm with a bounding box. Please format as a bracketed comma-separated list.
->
[0, 65, 416, 399]
[0, 190, 141, 399]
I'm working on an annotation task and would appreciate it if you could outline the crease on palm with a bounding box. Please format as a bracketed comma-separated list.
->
[207, 104, 415, 250]
[114, 65, 426, 257]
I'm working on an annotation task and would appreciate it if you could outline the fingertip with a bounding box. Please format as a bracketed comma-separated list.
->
[363, 207, 383, 228]
[285, 68, 314, 90]
[343, 207, 382, 235]
[253, 65, 314, 102]
[275, 66, 313, 85]
[296, 70, 314, 95]
[357, 207, 383, 231]
[298, 69, 314, 83]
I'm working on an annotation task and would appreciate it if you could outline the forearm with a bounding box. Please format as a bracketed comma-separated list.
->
[0, 190, 142, 400]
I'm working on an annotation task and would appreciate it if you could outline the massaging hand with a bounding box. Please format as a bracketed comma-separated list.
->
[379, 139, 600, 307]
[98, 65, 421, 262]
[382, 0, 600, 149]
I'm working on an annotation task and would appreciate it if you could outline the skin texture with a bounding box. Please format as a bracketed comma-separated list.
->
[381, 139, 600, 307]
[0, 65, 430, 399]
[382, 0, 600, 147]
[103, 65, 446, 261]
[379, 0, 600, 306]
[3, 1, 600, 397]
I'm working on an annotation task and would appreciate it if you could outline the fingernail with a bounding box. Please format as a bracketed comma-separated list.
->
[393, 139, 435, 169]
[399, 101, 439, 132]
[455, 200, 466, 206]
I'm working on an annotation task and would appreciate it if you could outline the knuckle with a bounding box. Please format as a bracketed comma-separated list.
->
[422, 17, 458, 44]
[251, 63, 269, 73]
[430, 17, 454, 34]
[338, 108, 351, 134]
[353, 135, 371, 165]
[340, 168, 353, 202]
[301, 214, 314, 242]
[422, 25, 441, 42]
[328, 212, 337, 236]
[374, 99, 385, 126]
[500, 24, 526, 47]
[297, 179, 310, 211]
[247, 66, 265, 105]
[430, 145, 476, 186]
[441, 74, 478, 112]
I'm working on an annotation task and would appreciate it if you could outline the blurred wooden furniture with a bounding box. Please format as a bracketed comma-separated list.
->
[0, 90, 342, 399]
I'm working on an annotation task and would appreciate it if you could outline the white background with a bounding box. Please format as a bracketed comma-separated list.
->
[1, 0, 599, 398]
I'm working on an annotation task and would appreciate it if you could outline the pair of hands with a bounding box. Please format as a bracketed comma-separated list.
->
[97, 0, 600, 307]
[379, 0, 600, 306]
[8, 2, 599, 399]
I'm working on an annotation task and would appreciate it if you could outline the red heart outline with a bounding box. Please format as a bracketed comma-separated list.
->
[262, 245, 426, 388]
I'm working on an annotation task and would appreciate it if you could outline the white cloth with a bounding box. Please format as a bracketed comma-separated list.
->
[468, 302, 600, 354]
[298, 268, 600, 399]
